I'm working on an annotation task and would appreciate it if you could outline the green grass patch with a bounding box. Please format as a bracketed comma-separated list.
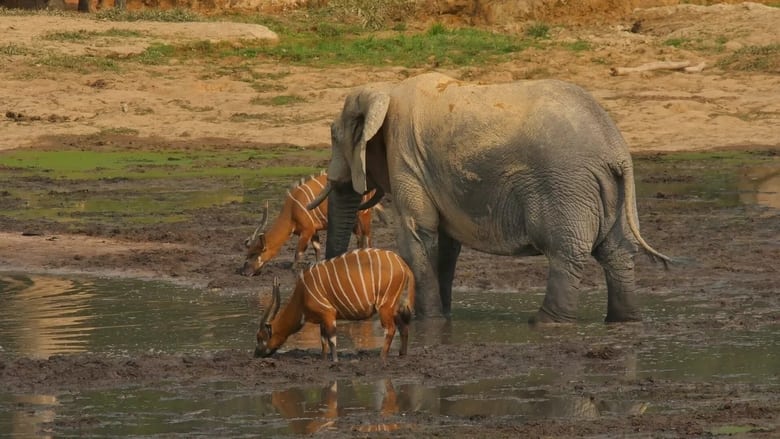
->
[663, 36, 727, 54]
[43, 30, 92, 41]
[251, 95, 307, 106]
[32, 53, 120, 73]
[125, 23, 527, 68]
[250, 82, 287, 93]
[525, 22, 550, 39]
[135, 43, 177, 65]
[0, 6, 69, 16]
[663, 38, 688, 48]
[0, 146, 327, 227]
[229, 113, 269, 122]
[262, 24, 527, 67]
[94, 7, 202, 22]
[0, 149, 324, 181]
[0, 44, 29, 56]
[40, 29, 144, 42]
[97, 127, 140, 136]
[135, 40, 236, 65]
[100, 28, 145, 38]
[717, 44, 780, 72]
[563, 39, 591, 52]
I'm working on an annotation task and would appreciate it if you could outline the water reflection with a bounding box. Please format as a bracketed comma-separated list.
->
[0, 272, 257, 356]
[739, 165, 780, 209]
[7, 395, 57, 439]
[0, 274, 95, 358]
[272, 380, 404, 434]
[1, 274, 778, 436]
[268, 376, 648, 433]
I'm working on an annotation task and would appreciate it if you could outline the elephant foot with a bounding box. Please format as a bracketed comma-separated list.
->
[528, 307, 576, 325]
[604, 312, 642, 324]
[414, 301, 451, 319]
[409, 316, 453, 345]
[414, 309, 451, 319]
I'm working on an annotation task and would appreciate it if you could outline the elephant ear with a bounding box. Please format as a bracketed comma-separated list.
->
[350, 90, 389, 194]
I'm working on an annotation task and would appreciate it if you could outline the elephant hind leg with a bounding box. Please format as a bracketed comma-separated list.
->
[593, 234, 641, 322]
[532, 249, 589, 324]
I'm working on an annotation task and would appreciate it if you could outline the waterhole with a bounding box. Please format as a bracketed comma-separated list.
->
[1, 273, 778, 436]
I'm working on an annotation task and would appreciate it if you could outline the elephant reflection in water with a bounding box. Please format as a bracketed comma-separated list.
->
[270, 379, 405, 434]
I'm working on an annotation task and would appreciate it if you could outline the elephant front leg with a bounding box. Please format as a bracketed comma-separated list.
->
[437, 229, 461, 316]
[397, 218, 443, 317]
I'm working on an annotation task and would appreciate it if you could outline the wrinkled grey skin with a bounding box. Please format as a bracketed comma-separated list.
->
[315, 72, 670, 323]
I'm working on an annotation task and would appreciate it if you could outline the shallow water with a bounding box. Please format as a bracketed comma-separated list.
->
[1, 273, 778, 436]
[0, 273, 255, 358]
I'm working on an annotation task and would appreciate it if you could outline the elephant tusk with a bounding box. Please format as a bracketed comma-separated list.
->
[406, 217, 423, 243]
[307, 182, 332, 210]
[357, 187, 384, 211]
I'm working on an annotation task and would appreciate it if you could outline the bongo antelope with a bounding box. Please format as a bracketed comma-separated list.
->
[241, 172, 386, 276]
[254, 249, 415, 364]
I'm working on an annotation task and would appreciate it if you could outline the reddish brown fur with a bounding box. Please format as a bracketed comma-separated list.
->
[255, 249, 415, 364]
[241, 173, 382, 276]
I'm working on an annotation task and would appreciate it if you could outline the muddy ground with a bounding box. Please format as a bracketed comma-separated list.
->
[1, 2, 780, 437]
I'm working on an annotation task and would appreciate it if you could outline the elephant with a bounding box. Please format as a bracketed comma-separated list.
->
[307, 72, 670, 323]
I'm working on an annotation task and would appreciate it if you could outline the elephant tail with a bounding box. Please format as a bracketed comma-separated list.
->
[614, 160, 672, 268]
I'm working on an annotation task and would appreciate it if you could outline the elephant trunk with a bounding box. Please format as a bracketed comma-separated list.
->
[325, 186, 363, 258]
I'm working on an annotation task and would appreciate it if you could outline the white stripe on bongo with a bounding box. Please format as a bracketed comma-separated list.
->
[366, 249, 376, 305]
[375, 250, 383, 306]
[312, 263, 332, 310]
[339, 254, 362, 316]
[360, 249, 376, 308]
[350, 250, 371, 313]
[320, 259, 348, 316]
[326, 257, 358, 318]
[301, 183, 326, 225]
[288, 190, 320, 229]
[303, 269, 333, 310]
[300, 179, 324, 207]
[309, 266, 335, 310]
